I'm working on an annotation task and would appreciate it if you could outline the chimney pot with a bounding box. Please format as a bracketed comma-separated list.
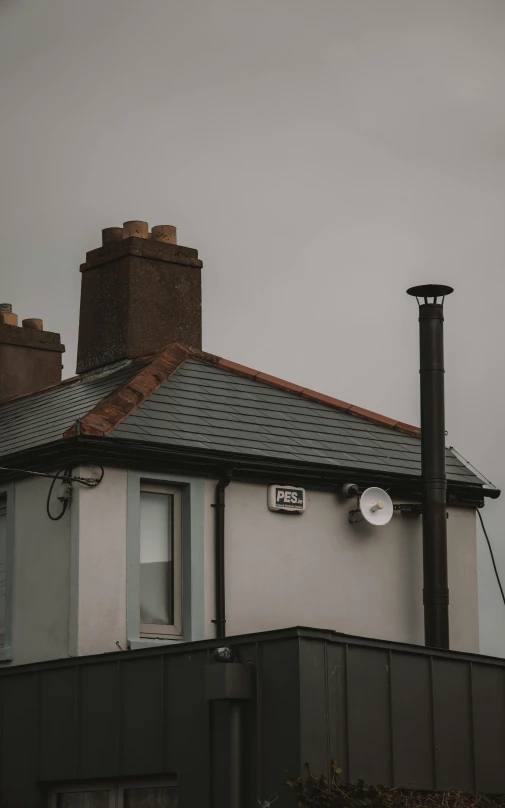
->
[151, 225, 177, 244]
[123, 220, 149, 239]
[23, 318, 43, 331]
[0, 303, 12, 313]
[0, 311, 18, 326]
[102, 227, 124, 245]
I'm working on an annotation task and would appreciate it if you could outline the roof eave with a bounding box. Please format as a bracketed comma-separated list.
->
[0, 436, 491, 506]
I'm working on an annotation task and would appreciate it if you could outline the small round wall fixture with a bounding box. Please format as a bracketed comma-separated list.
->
[342, 482, 359, 498]
[349, 487, 394, 526]
[213, 646, 234, 663]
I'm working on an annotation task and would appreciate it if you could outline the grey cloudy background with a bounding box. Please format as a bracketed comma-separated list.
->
[1, 0, 504, 655]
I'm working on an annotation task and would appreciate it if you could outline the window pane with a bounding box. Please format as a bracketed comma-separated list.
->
[57, 791, 110, 808]
[0, 507, 6, 645]
[124, 786, 178, 808]
[140, 492, 173, 626]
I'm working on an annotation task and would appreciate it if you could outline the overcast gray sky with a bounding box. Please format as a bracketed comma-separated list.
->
[1, 0, 504, 655]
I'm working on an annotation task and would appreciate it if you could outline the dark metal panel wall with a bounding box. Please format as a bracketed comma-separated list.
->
[165, 650, 210, 806]
[431, 659, 474, 791]
[299, 639, 332, 783]
[3, 629, 505, 807]
[326, 642, 348, 781]
[79, 662, 120, 779]
[472, 663, 505, 794]
[346, 646, 393, 786]
[39, 667, 78, 782]
[259, 639, 301, 807]
[0, 650, 215, 807]
[298, 635, 505, 796]
[0, 673, 39, 808]
[122, 656, 164, 776]
[390, 653, 434, 789]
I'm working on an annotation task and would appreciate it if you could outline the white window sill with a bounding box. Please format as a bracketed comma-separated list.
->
[128, 637, 184, 650]
[0, 646, 13, 663]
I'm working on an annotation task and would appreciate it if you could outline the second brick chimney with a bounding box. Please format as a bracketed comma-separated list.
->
[0, 305, 65, 402]
[76, 221, 202, 374]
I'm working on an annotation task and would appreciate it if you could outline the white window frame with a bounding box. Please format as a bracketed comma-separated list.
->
[126, 471, 206, 649]
[49, 777, 178, 807]
[139, 482, 182, 639]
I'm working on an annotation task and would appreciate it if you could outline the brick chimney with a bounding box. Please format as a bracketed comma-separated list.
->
[76, 221, 203, 374]
[0, 304, 65, 402]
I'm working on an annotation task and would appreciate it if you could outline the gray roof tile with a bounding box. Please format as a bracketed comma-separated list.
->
[0, 362, 146, 458]
[109, 358, 482, 485]
[0, 353, 485, 487]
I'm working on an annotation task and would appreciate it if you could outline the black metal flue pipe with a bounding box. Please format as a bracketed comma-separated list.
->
[407, 284, 454, 650]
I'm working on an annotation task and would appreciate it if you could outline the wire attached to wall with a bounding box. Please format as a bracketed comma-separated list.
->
[46, 466, 73, 521]
[0, 466, 104, 486]
[46, 465, 104, 521]
[477, 508, 505, 608]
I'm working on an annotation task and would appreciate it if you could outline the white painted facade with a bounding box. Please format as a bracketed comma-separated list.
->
[222, 482, 478, 651]
[8, 475, 71, 665]
[70, 467, 127, 657]
[1, 465, 479, 667]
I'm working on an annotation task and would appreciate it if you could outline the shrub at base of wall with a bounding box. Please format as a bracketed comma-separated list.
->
[287, 764, 505, 808]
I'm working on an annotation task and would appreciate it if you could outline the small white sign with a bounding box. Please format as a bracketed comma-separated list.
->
[267, 485, 306, 513]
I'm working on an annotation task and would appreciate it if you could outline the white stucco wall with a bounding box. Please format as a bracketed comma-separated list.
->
[10, 475, 71, 665]
[221, 482, 479, 652]
[71, 466, 128, 657]
[3, 468, 479, 667]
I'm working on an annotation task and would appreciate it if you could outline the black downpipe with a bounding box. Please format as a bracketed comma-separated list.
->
[205, 658, 253, 808]
[214, 473, 232, 638]
[229, 702, 243, 808]
[408, 284, 453, 650]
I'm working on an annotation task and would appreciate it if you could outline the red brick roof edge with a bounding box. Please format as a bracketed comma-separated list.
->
[63, 344, 191, 438]
[62, 343, 420, 440]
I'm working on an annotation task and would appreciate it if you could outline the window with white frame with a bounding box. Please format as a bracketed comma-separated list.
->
[49, 779, 178, 807]
[139, 483, 182, 638]
[0, 495, 7, 648]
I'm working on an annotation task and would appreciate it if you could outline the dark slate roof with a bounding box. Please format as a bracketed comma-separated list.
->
[111, 358, 480, 485]
[0, 349, 483, 487]
[0, 361, 145, 458]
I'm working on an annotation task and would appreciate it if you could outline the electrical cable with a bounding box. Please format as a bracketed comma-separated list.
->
[46, 466, 73, 521]
[45, 465, 105, 521]
[0, 466, 102, 485]
[476, 508, 505, 608]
